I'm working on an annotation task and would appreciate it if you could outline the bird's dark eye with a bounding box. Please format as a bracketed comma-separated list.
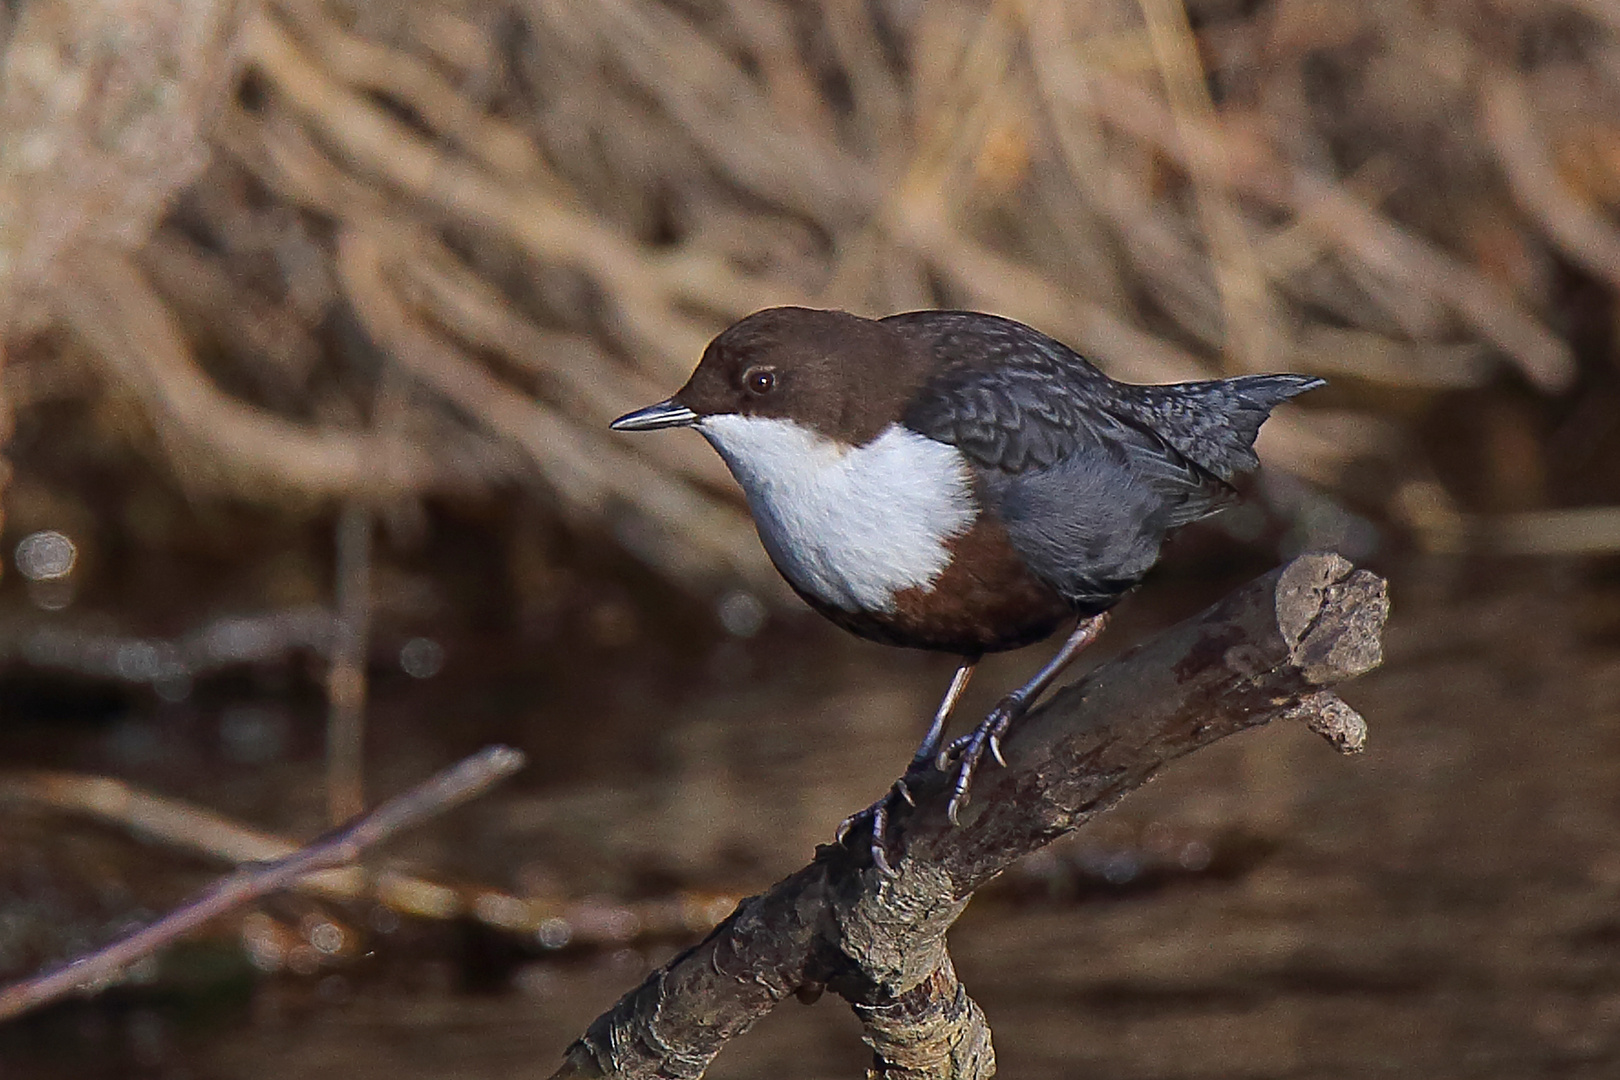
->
[744, 367, 776, 395]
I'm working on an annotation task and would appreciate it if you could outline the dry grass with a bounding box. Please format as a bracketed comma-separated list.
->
[6, 0, 1620, 587]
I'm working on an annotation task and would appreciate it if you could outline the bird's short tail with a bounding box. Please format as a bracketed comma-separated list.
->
[1124, 374, 1325, 483]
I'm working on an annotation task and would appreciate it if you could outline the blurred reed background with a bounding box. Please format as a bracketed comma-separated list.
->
[5, 0, 1620, 585]
[3, 0, 1620, 1077]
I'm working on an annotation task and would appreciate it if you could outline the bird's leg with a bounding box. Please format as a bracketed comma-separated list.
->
[836, 658, 977, 874]
[910, 660, 978, 770]
[942, 613, 1109, 824]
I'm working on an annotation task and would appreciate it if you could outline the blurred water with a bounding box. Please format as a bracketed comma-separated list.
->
[2, 557, 1619, 1078]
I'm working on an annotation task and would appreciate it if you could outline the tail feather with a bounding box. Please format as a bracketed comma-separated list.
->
[1122, 374, 1324, 482]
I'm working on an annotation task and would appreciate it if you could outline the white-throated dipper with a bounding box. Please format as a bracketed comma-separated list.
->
[612, 307, 1322, 871]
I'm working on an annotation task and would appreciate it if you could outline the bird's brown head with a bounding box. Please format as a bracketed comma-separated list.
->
[611, 307, 932, 446]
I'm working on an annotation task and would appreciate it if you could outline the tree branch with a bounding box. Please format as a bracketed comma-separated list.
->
[550, 552, 1387, 1079]
[0, 744, 526, 1023]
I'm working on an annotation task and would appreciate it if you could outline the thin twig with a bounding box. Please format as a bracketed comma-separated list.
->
[0, 745, 527, 1023]
[0, 769, 740, 942]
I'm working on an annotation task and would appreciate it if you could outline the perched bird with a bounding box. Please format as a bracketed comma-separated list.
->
[612, 307, 1322, 870]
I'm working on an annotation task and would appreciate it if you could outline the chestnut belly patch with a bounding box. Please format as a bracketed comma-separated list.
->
[802, 516, 1075, 654]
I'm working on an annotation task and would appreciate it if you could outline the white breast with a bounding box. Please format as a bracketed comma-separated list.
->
[699, 415, 979, 612]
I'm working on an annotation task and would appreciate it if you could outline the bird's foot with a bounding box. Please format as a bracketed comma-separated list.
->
[939, 693, 1027, 824]
[835, 776, 918, 876]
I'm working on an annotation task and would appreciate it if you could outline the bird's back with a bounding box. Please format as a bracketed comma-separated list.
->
[884, 311, 1321, 611]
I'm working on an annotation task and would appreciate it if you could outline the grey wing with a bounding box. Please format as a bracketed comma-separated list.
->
[888, 312, 1317, 605]
[886, 311, 1118, 473]
[890, 310, 1317, 484]
[972, 449, 1184, 611]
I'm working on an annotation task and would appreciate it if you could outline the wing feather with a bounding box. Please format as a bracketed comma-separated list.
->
[882, 311, 1322, 603]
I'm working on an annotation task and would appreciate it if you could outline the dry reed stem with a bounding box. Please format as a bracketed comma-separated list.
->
[140, 229, 324, 387]
[335, 228, 774, 592]
[1133, 0, 1278, 373]
[395, 252, 741, 496]
[228, 92, 750, 508]
[279, 0, 550, 184]
[222, 94, 759, 576]
[55, 244, 460, 497]
[547, 0, 873, 224]
[244, 9, 784, 379]
[1469, 505, 1620, 555]
[10, 0, 1612, 592]
[0, 0, 249, 557]
[1483, 71, 1620, 294]
[0, 0, 247, 330]
[1079, 74, 1575, 390]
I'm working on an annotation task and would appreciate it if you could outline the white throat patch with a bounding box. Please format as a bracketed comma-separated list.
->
[699, 415, 978, 612]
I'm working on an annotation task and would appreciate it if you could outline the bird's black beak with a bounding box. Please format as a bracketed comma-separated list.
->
[610, 399, 700, 432]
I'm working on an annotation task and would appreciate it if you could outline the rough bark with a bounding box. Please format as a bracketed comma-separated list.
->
[549, 552, 1387, 1079]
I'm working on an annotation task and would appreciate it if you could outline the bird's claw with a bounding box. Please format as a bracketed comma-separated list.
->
[870, 812, 895, 877]
[844, 688, 1028, 859]
[836, 778, 912, 876]
[940, 697, 1021, 824]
